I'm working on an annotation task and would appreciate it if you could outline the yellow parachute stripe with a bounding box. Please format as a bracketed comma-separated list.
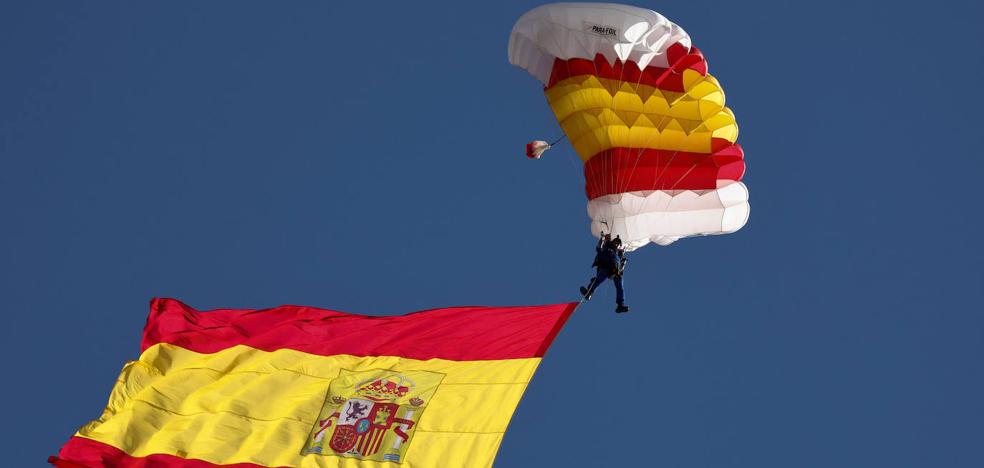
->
[545, 69, 738, 161]
[75, 343, 541, 468]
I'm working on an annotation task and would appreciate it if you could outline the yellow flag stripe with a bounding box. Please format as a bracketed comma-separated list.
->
[76, 343, 541, 467]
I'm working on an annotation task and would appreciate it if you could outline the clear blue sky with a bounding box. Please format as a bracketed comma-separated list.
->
[2, 1, 982, 467]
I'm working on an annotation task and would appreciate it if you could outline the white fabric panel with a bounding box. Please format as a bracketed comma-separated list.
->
[508, 3, 691, 84]
[588, 182, 749, 250]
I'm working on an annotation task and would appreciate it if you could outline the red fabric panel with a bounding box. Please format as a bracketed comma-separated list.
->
[142, 298, 578, 361]
[583, 143, 745, 198]
[546, 43, 707, 92]
[50, 437, 280, 468]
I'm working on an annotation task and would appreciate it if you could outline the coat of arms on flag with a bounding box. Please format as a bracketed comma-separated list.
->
[302, 369, 444, 463]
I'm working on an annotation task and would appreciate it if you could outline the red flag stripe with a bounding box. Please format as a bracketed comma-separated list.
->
[50, 437, 279, 468]
[142, 298, 577, 361]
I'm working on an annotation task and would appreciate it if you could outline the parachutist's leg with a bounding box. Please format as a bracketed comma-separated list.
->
[613, 275, 625, 305]
[613, 275, 629, 313]
[579, 279, 593, 300]
[581, 272, 603, 300]
[588, 270, 608, 296]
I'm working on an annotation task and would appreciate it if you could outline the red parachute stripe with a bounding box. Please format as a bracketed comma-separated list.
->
[142, 298, 577, 361]
[49, 437, 278, 468]
[546, 43, 707, 92]
[584, 143, 745, 199]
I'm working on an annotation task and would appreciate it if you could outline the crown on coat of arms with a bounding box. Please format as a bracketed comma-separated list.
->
[330, 395, 346, 404]
[356, 378, 410, 401]
[409, 397, 424, 407]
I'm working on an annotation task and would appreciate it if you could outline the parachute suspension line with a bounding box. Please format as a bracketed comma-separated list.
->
[618, 54, 695, 198]
[548, 52, 587, 191]
[577, 50, 699, 237]
[554, 132, 581, 190]
[564, 144, 579, 168]
[589, 51, 616, 206]
[658, 85, 716, 217]
[609, 46, 682, 206]
[641, 55, 728, 217]
[588, 51, 614, 201]
[584, 52, 606, 200]
[606, 60, 698, 245]
[644, 92, 691, 194]
[608, 54, 627, 206]
[616, 58, 670, 198]
[607, 84, 680, 237]
[541, 122, 581, 196]
[617, 84, 700, 240]
[562, 139, 582, 184]
[608, 46, 663, 205]
[581, 51, 704, 243]
[551, 52, 596, 196]
[620, 54, 661, 202]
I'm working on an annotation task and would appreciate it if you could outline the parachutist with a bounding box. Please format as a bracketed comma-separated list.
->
[579, 233, 629, 313]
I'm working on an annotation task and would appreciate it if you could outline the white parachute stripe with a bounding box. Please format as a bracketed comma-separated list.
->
[508, 2, 691, 84]
[588, 182, 749, 250]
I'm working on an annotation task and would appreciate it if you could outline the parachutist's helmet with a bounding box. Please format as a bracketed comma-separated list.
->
[610, 237, 622, 248]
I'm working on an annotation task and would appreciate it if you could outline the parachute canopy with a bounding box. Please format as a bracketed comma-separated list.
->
[509, 3, 749, 250]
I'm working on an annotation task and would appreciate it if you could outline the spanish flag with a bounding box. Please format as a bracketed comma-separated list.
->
[51, 298, 575, 467]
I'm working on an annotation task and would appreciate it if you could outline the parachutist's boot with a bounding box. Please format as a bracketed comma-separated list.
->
[579, 286, 592, 300]
[615, 303, 630, 313]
